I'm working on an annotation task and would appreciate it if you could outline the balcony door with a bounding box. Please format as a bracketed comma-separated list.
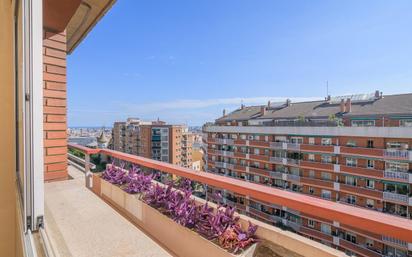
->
[14, 0, 44, 233]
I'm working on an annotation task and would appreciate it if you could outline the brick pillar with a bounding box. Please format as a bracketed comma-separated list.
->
[43, 30, 68, 181]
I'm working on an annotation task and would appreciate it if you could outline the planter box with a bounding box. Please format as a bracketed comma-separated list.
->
[93, 174, 344, 257]
[98, 177, 255, 257]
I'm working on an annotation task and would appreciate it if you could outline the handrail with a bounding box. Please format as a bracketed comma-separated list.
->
[67, 145, 412, 242]
[68, 143, 100, 155]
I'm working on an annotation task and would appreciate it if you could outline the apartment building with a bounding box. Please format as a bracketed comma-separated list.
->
[112, 118, 193, 167]
[203, 91, 412, 257]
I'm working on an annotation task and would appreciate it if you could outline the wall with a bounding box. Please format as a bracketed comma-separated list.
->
[43, 30, 68, 181]
[0, 0, 17, 255]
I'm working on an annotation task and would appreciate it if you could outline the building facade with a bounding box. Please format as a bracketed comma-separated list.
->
[112, 118, 193, 167]
[203, 92, 412, 257]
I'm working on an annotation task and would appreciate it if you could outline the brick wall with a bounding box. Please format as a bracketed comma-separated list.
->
[43, 30, 68, 181]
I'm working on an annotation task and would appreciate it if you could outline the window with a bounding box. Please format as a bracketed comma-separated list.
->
[321, 172, 332, 181]
[366, 179, 375, 189]
[320, 223, 332, 235]
[367, 140, 374, 148]
[400, 119, 412, 127]
[366, 199, 374, 209]
[309, 187, 315, 195]
[367, 159, 375, 169]
[385, 161, 408, 172]
[308, 154, 315, 162]
[346, 140, 357, 147]
[308, 170, 315, 178]
[253, 175, 259, 182]
[264, 135, 269, 142]
[240, 134, 246, 140]
[321, 138, 332, 145]
[290, 137, 303, 144]
[345, 232, 357, 243]
[254, 148, 260, 155]
[308, 137, 315, 145]
[346, 195, 356, 205]
[308, 219, 315, 228]
[345, 176, 357, 186]
[321, 155, 332, 164]
[321, 190, 331, 200]
[351, 120, 375, 127]
[386, 142, 409, 149]
[346, 157, 357, 167]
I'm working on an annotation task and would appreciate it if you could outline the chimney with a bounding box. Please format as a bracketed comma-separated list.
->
[223, 109, 226, 116]
[375, 90, 383, 99]
[345, 98, 352, 113]
[286, 99, 291, 106]
[340, 99, 345, 113]
[260, 106, 267, 116]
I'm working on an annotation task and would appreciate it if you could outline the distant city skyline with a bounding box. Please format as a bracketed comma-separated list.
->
[68, 1, 412, 127]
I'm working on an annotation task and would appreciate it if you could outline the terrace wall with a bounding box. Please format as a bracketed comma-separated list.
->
[43, 30, 68, 181]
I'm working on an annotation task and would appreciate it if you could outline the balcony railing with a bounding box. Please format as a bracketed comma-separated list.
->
[215, 150, 234, 157]
[383, 170, 411, 182]
[215, 138, 234, 145]
[382, 191, 410, 204]
[383, 149, 410, 160]
[68, 143, 412, 243]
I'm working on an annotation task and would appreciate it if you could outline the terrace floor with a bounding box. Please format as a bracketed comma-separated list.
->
[44, 165, 172, 257]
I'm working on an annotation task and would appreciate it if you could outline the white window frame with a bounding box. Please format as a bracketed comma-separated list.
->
[308, 219, 315, 228]
[321, 138, 332, 146]
[400, 119, 412, 127]
[346, 157, 357, 167]
[366, 179, 375, 189]
[308, 154, 315, 162]
[16, 0, 44, 232]
[321, 223, 332, 235]
[367, 159, 375, 169]
[308, 137, 315, 145]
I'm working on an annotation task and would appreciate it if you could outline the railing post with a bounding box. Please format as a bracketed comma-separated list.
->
[85, 153, 93, 189]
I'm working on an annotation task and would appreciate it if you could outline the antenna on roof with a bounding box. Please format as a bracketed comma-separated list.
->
[326, 80, 329, 96]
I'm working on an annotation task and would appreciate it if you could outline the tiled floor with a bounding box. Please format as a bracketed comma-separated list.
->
[44, 165, 172, 257]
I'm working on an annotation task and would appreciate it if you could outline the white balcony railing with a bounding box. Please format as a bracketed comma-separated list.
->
[287, 174, 300, 182]
[270, 142, 285, 149]
[270, 171, 283, 179]
[383, 170, 411, 182]
[383, 191, 409, 204]
[215, 150, 234, 157]
[270, 156, 284, 164]
[214, 161, 235, 170]
[383, 149, 410, 160]
[382, 235, 408, 248]
[215, 138, 234, 145]
[287, 143, 300, 151]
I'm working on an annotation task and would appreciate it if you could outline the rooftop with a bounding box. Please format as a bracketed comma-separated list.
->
[217, 92, 412, 123]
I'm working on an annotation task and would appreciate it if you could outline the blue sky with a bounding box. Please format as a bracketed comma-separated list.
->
[68, 0, 412, 127]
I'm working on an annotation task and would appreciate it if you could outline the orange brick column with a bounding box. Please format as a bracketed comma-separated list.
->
[43, 30, 68, 181]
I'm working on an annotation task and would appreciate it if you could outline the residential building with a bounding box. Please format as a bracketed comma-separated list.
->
[203, 92, 412, 257]
[112, 118, 193, 167]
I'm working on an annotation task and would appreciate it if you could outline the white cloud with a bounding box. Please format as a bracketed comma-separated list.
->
[69, 96, 322, 126]
[116, 96, 322, 113]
